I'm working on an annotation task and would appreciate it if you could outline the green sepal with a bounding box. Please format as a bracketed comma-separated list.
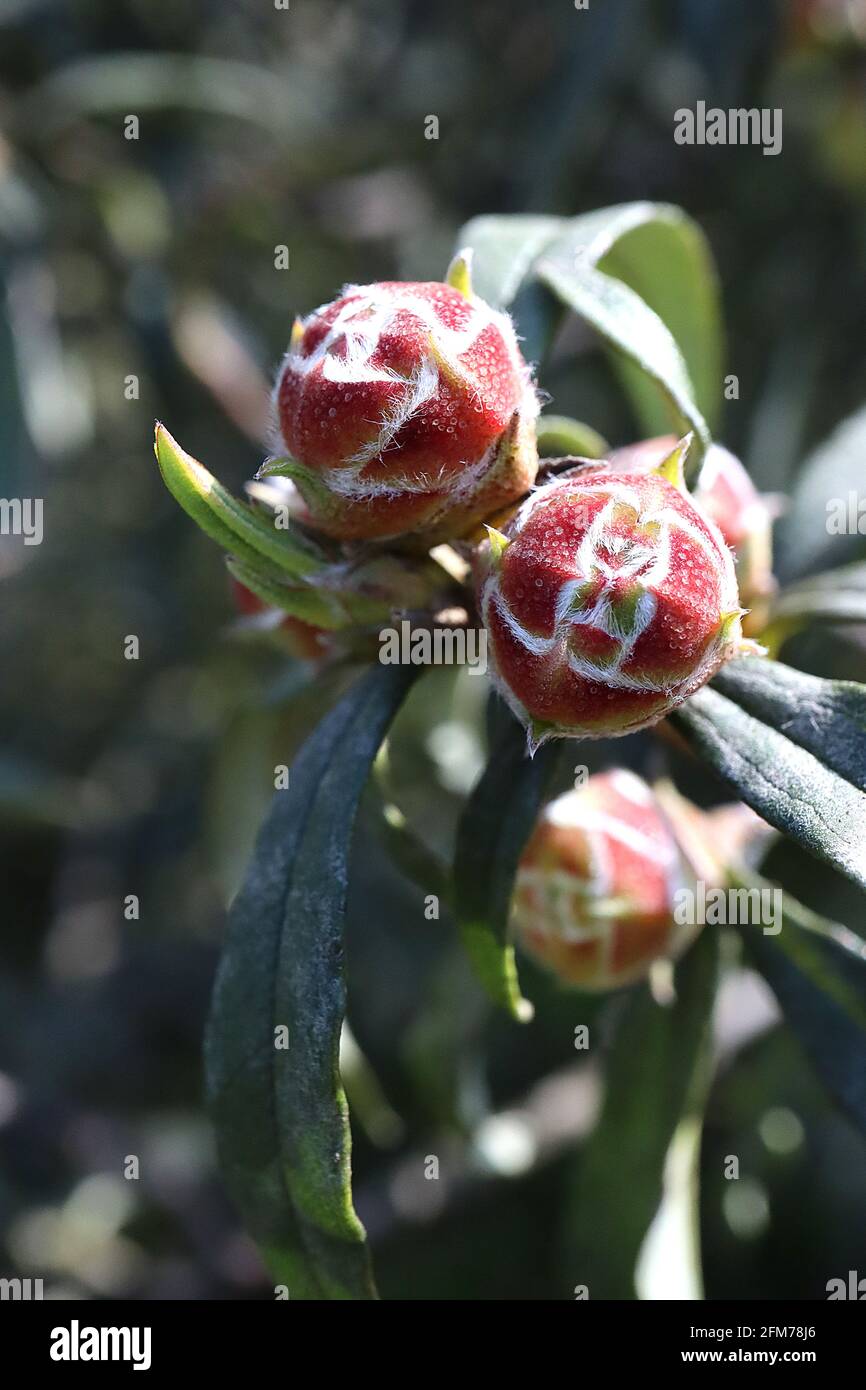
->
[526, 717, 556, 757]
[445, 247, 474, 298]
[652, 433, 691, 492]
[484, 524, 511, 564]
[257, 455, 340, 519]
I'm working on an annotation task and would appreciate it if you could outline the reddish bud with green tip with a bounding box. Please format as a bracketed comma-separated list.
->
[478, 437, 748, 750]
[267, 252, 539, 542]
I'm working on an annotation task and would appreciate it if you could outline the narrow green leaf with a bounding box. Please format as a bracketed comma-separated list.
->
[205, 663, 419, 1299]
[484, 689, 517, 753]
[453, 717, 560, 1018]
[155, 423, 324, 578]
[711, 656, 866, 792]
[226, 556, 345, 631]
[561, 930, 719, 1299]
[204, 666, 355, 904]
[592, 203, 723, 432]
[672, 679, 866, 891]
[734, 869, 866, 1132]
[537, 250, 711, 472]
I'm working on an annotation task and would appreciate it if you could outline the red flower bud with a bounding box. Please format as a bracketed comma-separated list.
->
[270, 256, 539, 541]
[512, 771, 699, 990]
[478, 440, 745, 749]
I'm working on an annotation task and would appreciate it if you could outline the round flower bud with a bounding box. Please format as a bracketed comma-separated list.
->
[512, 771, 699, 990]
[478, 439, 745, 749]
[269, 254, 539, 542]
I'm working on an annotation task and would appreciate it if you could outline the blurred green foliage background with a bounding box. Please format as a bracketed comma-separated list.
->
[2, 0, 866, 1299]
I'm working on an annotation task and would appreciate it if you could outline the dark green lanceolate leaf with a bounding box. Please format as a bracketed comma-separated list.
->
[776, 404, 866, 582]
[711, 657, 866, 792]
[453, 717, 561, 1019]
[205, 665, 358, 905]
[205, 663, 418, 1299]
[672, 666, 866, 891]
[561, 929, 719, 1300]
[766, 560, 866, 646]
[484, 688, 519, 752]
[734, 870, 866, 1132]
